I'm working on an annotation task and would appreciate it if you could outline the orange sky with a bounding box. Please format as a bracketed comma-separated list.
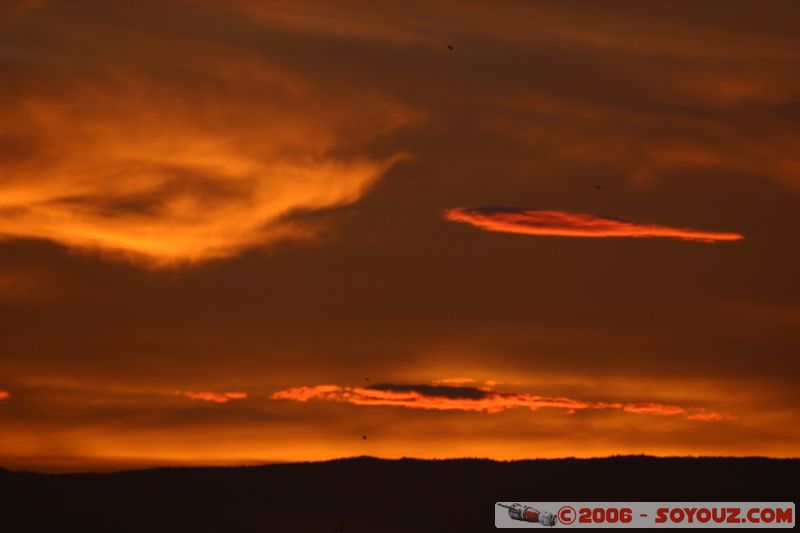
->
[1, 0, 800, 472]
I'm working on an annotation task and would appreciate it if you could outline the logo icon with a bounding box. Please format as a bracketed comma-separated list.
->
[497, 503, 558, 527]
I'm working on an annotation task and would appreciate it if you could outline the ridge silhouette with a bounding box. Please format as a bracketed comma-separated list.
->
[1, 456, 796, 532]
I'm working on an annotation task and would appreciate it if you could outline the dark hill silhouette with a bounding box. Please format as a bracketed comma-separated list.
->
[1, 456, 796, 532]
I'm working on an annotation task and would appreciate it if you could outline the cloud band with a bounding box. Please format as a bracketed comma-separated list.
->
[271, 383, 727, 421]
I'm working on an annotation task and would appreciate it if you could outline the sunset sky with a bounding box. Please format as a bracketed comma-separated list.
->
[1, 0, 800, 472]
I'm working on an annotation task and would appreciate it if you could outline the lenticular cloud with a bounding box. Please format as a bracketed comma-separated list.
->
[444, 207, 744, 243]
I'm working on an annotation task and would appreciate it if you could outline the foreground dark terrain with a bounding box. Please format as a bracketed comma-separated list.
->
[1, 456, 796, 532]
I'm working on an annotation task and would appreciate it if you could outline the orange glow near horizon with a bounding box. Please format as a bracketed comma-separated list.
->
[0, 375, 793, 473]
[444, 208, 745, 242]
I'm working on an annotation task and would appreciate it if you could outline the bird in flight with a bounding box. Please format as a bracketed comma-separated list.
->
[447, 45, 454, 50]
[362, 435, 368, 440]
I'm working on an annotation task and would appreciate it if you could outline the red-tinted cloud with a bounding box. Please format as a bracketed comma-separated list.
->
[685, 410, 732, 421]
[432, 377, 476, 385]
[175, 390, 247, 403]
[0, 391, 10, 400]
[271, 383, 725, 421]
[444, 207, 744, 243]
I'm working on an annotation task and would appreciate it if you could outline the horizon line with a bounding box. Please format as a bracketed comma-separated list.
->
[4, 453, 799, 475]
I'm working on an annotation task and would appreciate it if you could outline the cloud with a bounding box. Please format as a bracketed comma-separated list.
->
[271, 382, 726, 421]
[444, 207, 744, 243]
[0, 391, 10, 400]
[432, 377, 477, 385]
[621, 403, 684, 416]
[0, 2, 416, 268]
[685, 411, 730, 422]
[368, 383, 489, 400]
[175, 390, 247, 403]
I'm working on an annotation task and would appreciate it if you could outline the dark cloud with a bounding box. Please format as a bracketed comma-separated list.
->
[368, 383, 489, 400]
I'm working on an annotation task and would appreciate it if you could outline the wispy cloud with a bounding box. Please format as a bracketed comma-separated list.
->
[686, 411, 729, 421]
[271, 382, 727, 421]
[175, 390, 248, 403]
[0, 4, 416, 268]
[444, 207, 744, 243]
